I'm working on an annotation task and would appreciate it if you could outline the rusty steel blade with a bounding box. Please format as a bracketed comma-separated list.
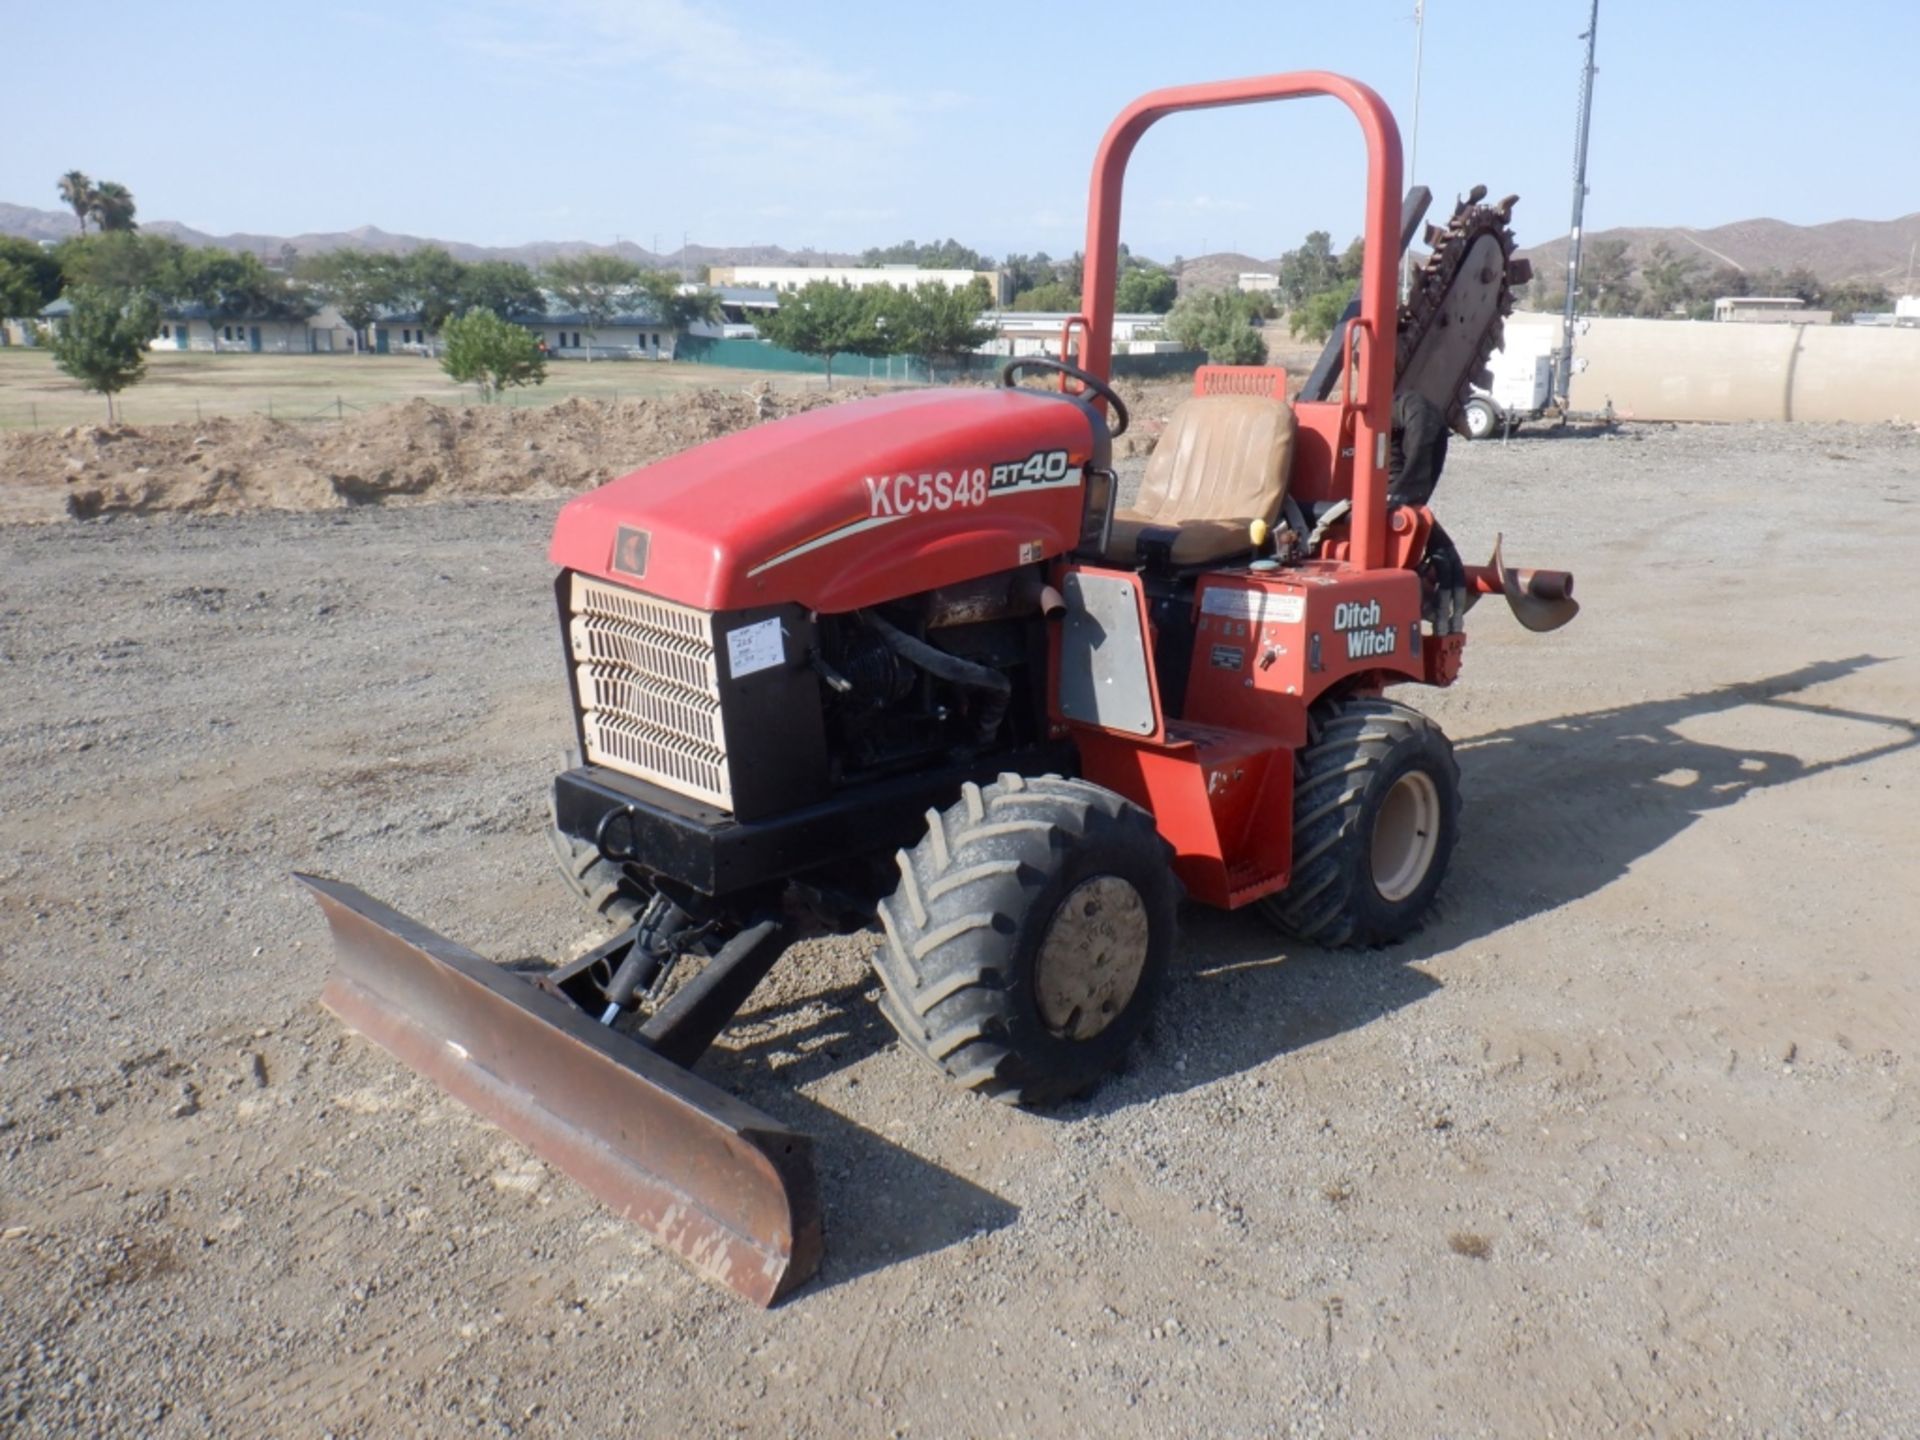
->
[296, 873, 822, 1306]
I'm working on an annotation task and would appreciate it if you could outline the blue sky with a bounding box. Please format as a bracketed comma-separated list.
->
[8, 1, 1916, 261]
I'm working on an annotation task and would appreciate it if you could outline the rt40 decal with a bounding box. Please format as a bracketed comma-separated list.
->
[865, 448, 1075, 517]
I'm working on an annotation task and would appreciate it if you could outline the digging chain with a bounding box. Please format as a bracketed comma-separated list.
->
[1395, 186, 1534, 430]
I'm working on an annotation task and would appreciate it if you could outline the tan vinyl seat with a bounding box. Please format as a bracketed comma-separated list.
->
[1103, 393, 1297, 567]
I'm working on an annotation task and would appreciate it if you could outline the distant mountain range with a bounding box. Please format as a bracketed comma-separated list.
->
[1173, 212, 1920, 298]
[1517, 212, 1920, 290]
[4, 199, 1916, 292]
[0, 202, 859, 271]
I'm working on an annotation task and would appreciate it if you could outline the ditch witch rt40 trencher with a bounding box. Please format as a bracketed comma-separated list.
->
[300, 70, 1574, 1305]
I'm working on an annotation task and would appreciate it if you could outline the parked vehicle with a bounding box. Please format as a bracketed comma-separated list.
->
[1464, 350, 1554, 439]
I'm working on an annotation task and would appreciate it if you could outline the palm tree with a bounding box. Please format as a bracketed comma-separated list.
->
[58, 170, 95, 235]
[89, 181, 137, 233]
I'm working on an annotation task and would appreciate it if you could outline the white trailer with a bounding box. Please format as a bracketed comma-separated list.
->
[1462, 349, 1553, 439]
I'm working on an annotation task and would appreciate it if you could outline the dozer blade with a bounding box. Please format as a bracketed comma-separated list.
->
[295, 874, 822, 1307]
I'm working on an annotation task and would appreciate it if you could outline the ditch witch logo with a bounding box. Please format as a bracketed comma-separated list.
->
[1333, 599, 1397, 658]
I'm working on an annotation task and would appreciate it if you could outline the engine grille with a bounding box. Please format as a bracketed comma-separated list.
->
[567, 573, 730, 810]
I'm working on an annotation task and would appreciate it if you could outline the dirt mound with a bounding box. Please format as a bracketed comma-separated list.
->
[0, 378, 1198, 525]
[0, 386, 885, 524]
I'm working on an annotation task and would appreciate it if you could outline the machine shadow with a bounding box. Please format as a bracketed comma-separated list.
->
[1095, 654, 1916, 1107]
[1404, 653, 1916, 958]
[703, 989, 1020, 1293]
[709, 656, 1915, 1152]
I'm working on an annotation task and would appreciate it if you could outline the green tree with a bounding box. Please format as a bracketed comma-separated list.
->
[1822, 280, 1891, 323]
[860, 238, 989, 270]
[1527, 277, 1566, 313]
[1773, 265, 1823, 304]
[298, 250, 404, 352]
[755, 280, 885, 385]
[400, 245, 467, 330]
[440, 308, 546, 400]
[1275, 230, 1342, 308]
[1166, 288, 1268, 365]
[457, 260, 544, 319]
[55, 231, 186, 296]
[1338, 235, 1367, 284]
[637, 268, 721, 330]
[543, 253, 643, 359]
[1702, 263, 1749, 301]
[89, 181, 138, 232]
[1288, 285, 1351, 343]
[876, 279, 994, 381]
[172, 248, 311, 344]
[1581, 238, 1640, 316]
[1008, 281, 1080, 312]
[1638, 241, 1705, 317]
[0, 237, 65, 322]
[1002, 252, 1061, 301]
[1115, 265, 1177, 313]
[58, 171, 95, 235]
[49, 284, 160, 420]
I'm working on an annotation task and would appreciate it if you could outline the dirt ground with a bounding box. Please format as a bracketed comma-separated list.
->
[2, 412, 1918, 1437]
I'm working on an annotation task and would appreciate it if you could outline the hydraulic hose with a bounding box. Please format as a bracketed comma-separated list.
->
[861, 610, 1012, 740]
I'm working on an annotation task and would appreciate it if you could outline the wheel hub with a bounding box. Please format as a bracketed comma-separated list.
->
[1370, 770, 1442, 903]
[1034, 876, 1150, 1041]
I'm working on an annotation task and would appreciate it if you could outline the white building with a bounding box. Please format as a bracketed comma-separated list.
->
[534, 300, 674, 360]
[977, 311, 1171, 357]
[36, 298, 361, 353]
[1237, 273, 1280, 293]
[709, 264, 1010, 305]
[1713, 295, 1832, 325]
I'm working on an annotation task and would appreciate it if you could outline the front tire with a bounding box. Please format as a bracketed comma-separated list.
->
[548, 801, 648, 929]
[1259, 698, 1459, 947]
[874, 774, 1178, 1106]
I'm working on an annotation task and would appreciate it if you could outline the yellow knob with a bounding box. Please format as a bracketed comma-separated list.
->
[1249, 519, 1270, 549]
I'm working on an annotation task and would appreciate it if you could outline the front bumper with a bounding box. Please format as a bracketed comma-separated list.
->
[554, 743, 1076, 898]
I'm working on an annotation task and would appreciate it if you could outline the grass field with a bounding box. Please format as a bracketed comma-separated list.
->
[0, 349, 839, 430]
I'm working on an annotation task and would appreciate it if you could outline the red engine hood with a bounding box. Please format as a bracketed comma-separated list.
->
[549, 387, 1100, 613]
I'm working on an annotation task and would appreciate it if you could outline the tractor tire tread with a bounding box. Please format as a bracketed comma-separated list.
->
[547, 812, 648, 930]
[1258, 697, 1459, 949]
[872, 773, 1175, 1106]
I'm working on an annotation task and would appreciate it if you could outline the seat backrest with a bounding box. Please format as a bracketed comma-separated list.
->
[1133, 393, 1297, 527]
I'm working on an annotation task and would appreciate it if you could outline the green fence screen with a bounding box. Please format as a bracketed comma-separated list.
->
[673, 336, 1205, 383]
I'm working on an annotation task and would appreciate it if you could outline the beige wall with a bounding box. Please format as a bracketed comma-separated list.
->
[1504, 312, 1920, 423]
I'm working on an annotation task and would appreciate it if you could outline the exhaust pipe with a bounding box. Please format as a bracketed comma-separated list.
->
[297, 874, 822, 1306]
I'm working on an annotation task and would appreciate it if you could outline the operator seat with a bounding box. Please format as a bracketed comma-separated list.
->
[1102, 393, 1297, 567]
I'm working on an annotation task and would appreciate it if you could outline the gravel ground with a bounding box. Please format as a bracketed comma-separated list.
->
[2, 418, 1918, 1437]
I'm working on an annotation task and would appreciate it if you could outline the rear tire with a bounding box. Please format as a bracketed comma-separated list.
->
[874, 774, 1178, 1106]
[1258, 698, 1459, 948]
[1463, 396, 1499, 441]
[548, 802, 648, 929]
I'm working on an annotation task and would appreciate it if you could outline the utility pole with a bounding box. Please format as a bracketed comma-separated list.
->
[1403, 0, 1427, 300]
[1557, 0, 1601, 407]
